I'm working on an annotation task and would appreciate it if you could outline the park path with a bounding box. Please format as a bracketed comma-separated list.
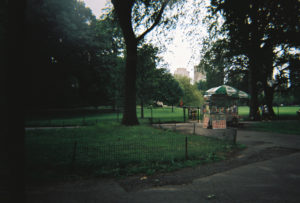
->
[21, 125, 300, 202]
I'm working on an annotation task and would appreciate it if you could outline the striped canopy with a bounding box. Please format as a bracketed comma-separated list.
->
[205, 85, 250, 99]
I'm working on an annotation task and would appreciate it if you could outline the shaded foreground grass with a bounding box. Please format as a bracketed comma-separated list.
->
[26, 122, 242, 184]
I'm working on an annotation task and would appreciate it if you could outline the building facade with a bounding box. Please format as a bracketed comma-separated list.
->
[194, 65, 206, 83]
[174, 68, 190, 78]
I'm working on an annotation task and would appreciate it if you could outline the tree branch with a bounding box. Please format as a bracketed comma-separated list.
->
[136, 0, 170, 42]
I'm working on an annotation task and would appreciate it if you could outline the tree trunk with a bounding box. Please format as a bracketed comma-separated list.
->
[112, 0, 168, 125]
[248, 64, 260, 120]
[140, 99, 144, 119]
[262, 46, 276, 119]
[121, 40, 139, 125]
[265, 85, 276, 119]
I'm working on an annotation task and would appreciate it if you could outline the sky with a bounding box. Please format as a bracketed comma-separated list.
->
[82, 0, 209, 82]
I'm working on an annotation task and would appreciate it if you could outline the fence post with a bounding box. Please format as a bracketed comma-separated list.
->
[185, 136, 188, 160]
[70, 141, 78, 172]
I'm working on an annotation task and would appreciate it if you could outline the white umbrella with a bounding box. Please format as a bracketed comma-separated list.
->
[205, 85, 250, 99]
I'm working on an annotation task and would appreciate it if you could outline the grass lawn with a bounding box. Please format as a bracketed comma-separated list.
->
[25, 105, 300, 127]
[26, 121, 241, 184]
[25, 107, 186, 127]
[238, 106, 300, 120]
[246, 120, 300, 135]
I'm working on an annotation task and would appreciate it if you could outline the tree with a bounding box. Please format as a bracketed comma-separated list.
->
[196, 39, 227, 89]
[157, 72, 183, 112]
[111, 0, 178, 125]
[196, 80, 208, 92]
[136, 44, 183, 116]
[92, 11, 125, 109]
[25, 0, 99, 108]
[24, 0, 125, 109]
[209, 0, 300, 120]
[136, 44, 160, 118]
[175, 76, 204, 107]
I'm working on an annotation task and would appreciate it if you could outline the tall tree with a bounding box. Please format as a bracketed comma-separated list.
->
[111, 0, 178, 125]
[175, 76, 204, 107]
[156, 71, 183, 112]
[25, 0, 99, 108]
[196, 39, 228, 89]
[210, 0, 300, 120]
[136, 44, 183, 116]
[136, 44, 160, 118]
[24, 0, 125, 109]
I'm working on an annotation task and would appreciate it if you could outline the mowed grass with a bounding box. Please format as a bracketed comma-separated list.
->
[26, 121, 240, 184]
[239, 106, 300, 134]
[247, 120, 300, 135]
[238, 105, 300, 120]
[25, 107, 186, 127]
[26, 105, 300, 128]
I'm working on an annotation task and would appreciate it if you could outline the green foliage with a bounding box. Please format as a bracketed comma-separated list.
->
[175, 76, 204, 107]
[197, 80, 208, 92]
[136, 43, 183, 114]
[112, 0, 185, 125]
[136, 44, 160, 105]
[208, 0, 300, 119]
[24, 0, 126, 109]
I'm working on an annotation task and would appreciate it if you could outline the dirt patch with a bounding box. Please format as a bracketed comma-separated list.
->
[117, 146, 300, 192]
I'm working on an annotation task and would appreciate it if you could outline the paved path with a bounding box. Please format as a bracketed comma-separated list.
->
[24, 129, 300, 203]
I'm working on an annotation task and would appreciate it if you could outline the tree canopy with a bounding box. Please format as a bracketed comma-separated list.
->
[175, 76, 204, 107]
[206, 0, 300, 119]
[111, 0, 184, 125]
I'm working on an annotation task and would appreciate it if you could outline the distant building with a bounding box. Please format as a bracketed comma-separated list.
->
[194, 65, 206, 83]
[174, 68, 190, 78]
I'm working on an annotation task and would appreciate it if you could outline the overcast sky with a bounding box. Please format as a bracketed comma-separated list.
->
[82, 0, 209, 81]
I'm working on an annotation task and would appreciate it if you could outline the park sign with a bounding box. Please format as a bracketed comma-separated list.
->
[205, 85, 250, 99]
